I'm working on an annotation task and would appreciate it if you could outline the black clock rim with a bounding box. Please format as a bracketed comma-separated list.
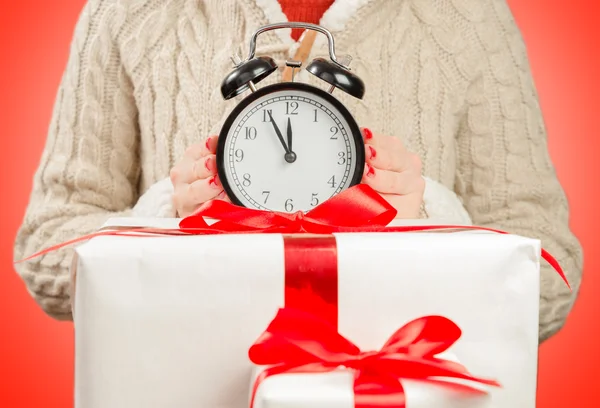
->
[216, 82, 366, 209]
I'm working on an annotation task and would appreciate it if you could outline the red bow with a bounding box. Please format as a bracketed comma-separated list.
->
[249, 308, 501, 408]
[180, 184, 397, 233]
[180, 185, 569, 288]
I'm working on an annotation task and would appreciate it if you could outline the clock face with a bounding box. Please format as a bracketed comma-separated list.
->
[217, 83, 365, 213]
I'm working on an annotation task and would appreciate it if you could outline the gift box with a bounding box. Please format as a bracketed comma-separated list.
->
[251, 363, 492, 408]
[72, 213, 543, 408]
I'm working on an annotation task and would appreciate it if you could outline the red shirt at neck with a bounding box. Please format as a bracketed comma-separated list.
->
[278, 0, 335, 41]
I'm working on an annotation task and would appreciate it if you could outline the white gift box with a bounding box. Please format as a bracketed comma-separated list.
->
[251, 353, 492, 408]
[73, 217, 540, 408]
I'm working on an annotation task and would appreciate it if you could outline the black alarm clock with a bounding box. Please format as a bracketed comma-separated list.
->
[217, 22, 365, 213]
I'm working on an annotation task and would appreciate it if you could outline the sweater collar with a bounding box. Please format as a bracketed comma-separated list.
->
[253, 0, 374, 46]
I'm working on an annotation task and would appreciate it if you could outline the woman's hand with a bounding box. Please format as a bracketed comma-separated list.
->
[170, 129, 424, 218]
[360, 128, 425, 219]
[170, 135, 230, 217]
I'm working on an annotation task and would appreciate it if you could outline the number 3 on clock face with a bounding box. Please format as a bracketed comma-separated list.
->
[217, 82, 365, 213]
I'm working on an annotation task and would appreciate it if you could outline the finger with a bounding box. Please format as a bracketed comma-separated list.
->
[183, 135, 218, 160]
[361, 164, 425, 195]
[204, 134, 219, 155]
[183, 144, 204, 161]
[183, 154, 218, 183]
[173, 175, 223, 216]
[170, 154, 217, 185]
[361, 128, 406, 156]
[366, 144, 421, 174]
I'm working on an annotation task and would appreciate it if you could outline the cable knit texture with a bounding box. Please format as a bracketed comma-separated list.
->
[13, 0, 583, 343]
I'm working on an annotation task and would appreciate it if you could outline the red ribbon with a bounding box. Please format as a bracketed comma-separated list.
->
[284, 235, 338, 327]
[15, 184, 569, 290]
[249, 307, 501, 408]
[180, 184, 569, 288]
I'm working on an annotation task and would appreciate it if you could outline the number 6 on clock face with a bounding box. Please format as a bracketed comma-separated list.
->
[217, 82, 365, 213]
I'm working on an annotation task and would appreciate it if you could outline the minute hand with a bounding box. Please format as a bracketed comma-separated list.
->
[267, 111, 290, 154]
[286, 117, 292, 153]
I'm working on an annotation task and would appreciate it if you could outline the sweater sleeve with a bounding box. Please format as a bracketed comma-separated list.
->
[454, 1, 583, 342]
[13, 0, 142, 320]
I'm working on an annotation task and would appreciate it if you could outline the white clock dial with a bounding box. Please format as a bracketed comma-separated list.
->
[220, 86, 362, 212]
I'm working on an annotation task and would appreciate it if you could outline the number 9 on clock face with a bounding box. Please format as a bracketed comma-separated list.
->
[217, 83, 365, 213]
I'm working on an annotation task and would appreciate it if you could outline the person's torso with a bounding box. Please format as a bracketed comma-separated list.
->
[115, 0, 475, 193]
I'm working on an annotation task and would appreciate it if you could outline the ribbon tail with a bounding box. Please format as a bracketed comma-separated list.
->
[340, 224, 569, 288]
[13, 224, 289, 264]
[378, 355, 502, 388]
[541, 248, 570, 289]
[13, 228, 167, 264]
[13, 227, 217, 264]
[415, 378, 493, 397]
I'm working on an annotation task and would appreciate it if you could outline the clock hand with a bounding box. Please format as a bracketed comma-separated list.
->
[267, 110, 290, 155]
[286, 117, 292, 153]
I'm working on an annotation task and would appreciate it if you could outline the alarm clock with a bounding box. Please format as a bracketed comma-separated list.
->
[217, 22, 366, 213]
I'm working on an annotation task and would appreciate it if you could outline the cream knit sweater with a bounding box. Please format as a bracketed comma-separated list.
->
[13, 0, 582, 342]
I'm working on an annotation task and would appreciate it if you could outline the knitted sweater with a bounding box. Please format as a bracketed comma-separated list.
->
[13, 0, 583, 343]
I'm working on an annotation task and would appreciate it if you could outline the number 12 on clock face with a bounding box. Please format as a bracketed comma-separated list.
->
[217, 84, 365, 213]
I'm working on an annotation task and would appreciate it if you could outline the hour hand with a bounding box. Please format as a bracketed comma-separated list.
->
[267, 110, 290, 154]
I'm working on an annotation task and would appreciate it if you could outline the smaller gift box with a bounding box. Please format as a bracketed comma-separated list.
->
[248, 308, 499, 408]
[251, 358, 492, 408]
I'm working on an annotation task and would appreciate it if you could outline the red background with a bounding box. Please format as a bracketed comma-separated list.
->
[1, 1, 598, 407]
